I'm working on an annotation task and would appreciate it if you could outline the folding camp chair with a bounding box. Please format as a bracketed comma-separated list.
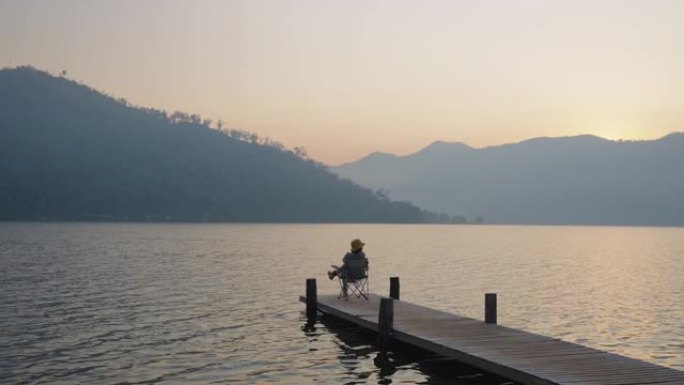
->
[337, 258, 369, 300]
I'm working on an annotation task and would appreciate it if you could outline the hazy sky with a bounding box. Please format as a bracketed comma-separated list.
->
[2, 0, 683, 164]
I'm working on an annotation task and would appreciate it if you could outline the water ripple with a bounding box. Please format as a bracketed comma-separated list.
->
[1, 223, 682, 383]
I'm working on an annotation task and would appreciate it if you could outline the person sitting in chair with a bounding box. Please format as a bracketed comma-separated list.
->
[328, 238, 369, 298]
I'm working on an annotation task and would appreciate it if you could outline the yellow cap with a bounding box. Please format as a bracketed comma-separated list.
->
[351, 239, 365, 252]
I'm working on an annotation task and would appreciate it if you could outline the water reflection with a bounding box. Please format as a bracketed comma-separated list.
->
[3, 222, 682, 383]
[312, 315, 520, 385]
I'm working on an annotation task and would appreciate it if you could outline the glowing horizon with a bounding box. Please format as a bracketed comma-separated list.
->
[2, 0, 683, 165]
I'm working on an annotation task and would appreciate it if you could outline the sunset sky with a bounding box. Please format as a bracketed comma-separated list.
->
[2, 0, 683, 164]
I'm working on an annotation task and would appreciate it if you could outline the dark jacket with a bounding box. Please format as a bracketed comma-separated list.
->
[343, 250, 367, 264]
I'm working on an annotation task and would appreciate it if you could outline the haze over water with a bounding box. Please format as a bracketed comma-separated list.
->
[1, 222, 682, 384]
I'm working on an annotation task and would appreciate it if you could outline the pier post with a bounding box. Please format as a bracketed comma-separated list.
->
[306, 278, 317, 321]
[389, 277, 400, 300]
[485, 293, 497, 324]
[378, 298, 394, 352]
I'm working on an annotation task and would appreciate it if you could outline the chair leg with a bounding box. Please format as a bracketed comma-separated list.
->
[338, 278, 349, 299]
[347, 279, 369, 300]
[338, 278, 369, 300]
[360, 279, 369, 300]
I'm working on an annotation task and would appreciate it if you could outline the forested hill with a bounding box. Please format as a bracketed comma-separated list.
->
[0, 67, 424, 222]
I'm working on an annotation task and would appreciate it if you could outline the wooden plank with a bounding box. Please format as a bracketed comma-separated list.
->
[299, 294, 684, 385]
[490, 354, 683, 374]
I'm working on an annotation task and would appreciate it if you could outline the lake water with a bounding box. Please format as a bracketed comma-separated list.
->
[1, 223, 682, 384]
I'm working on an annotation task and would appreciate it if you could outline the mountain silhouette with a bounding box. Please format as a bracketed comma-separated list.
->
[0, 66, 426, 222]
[333, 134, 684, 226]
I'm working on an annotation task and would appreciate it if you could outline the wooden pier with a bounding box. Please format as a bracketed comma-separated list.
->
[301, 278, 684, 385]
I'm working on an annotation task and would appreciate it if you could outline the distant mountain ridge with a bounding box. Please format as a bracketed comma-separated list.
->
[333, 133, 684, 226]
[0, 66, 429, 222]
